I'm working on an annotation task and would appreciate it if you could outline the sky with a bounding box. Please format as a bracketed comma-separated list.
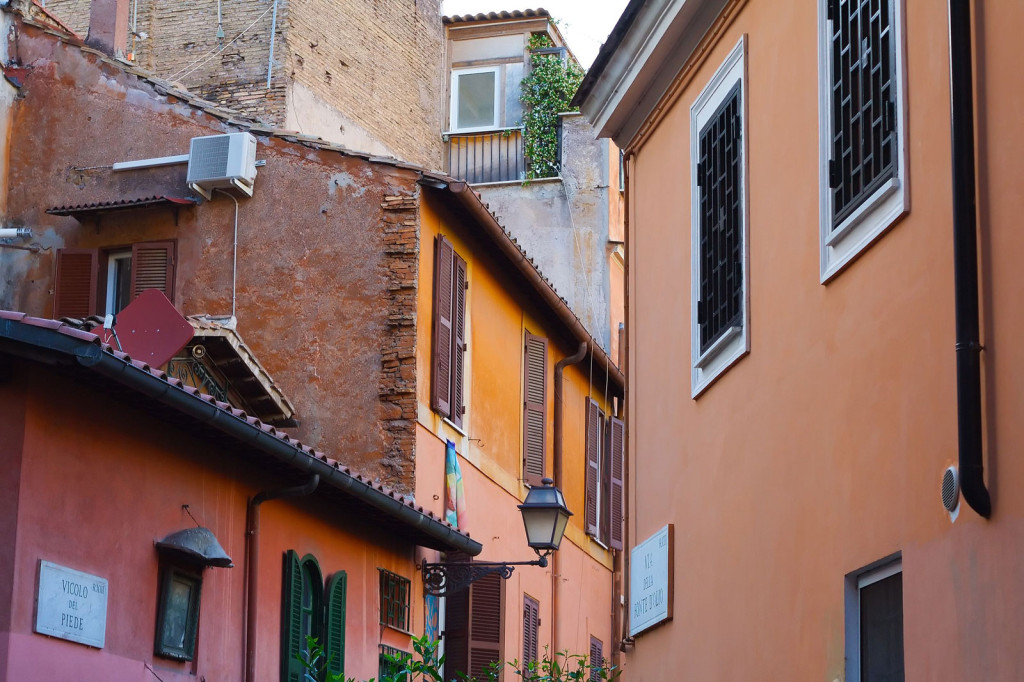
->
[440, 0, 630, 68]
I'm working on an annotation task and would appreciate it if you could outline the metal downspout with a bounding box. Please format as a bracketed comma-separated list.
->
[616, 150, 635, 661]
[948, 0, 991, 518]
[244, 475, 320, 682]
[551, 342, 587, 657]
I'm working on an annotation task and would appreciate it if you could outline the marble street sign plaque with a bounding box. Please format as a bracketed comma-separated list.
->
[35, 561, 108, 648]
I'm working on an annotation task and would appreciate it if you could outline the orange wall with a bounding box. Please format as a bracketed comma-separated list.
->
[1, 364, 419, 682]
[415, 193, 618, 664]
[622, 1, 1024, 680]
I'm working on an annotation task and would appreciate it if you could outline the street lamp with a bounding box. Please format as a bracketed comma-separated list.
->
[421, 478, 572, 596]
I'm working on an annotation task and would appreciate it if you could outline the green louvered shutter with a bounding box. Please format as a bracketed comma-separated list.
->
[282, 550, 305, 682]
[325, 571, 348, 678]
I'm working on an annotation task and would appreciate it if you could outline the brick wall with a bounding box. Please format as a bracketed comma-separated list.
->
[286, 0, 444, 167]
[137, 0, 288, 121]
[43, 0, 444, 168]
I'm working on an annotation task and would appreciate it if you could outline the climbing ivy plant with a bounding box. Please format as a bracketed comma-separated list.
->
[520, 32, 586, 180]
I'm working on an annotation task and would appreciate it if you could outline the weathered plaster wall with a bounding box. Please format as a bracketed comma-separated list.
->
[0, 22, 420, 488]
[42, 0, 445, 168]
[2, 362, 418, 681]
[474, 114, 614, 352]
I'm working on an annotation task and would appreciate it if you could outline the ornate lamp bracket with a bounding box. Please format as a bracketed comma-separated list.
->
[420, 556, 548, 597]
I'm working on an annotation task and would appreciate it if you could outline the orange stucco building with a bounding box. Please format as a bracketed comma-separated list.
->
[576, 0, 1024, 679]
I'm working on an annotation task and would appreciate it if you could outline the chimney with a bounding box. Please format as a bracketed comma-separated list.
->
[85, 0, 129, 57]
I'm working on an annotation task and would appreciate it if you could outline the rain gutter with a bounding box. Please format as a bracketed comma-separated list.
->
[245, 475, 320, 682]
[551, 341, 587, 658]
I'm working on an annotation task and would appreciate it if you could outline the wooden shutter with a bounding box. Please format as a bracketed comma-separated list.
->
[53, 248, 98, 319]
[522, 332, 548, 487]
[589, 636, 604, 681]
[468, 572, 503, 679]
[130, 240, 176, 302]
[443, 553, 471, 681]
[450, 253, 468, 428]
[608, 417, 625, 551]
[325, 571, 347, 677]
[585, 399, 603, 537]
[432, 236, 455, 417]
[281, 550, 305, 682]
[523, 595, 539, 665]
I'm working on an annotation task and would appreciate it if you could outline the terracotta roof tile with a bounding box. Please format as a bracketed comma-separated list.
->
[443, 9, 550, 24]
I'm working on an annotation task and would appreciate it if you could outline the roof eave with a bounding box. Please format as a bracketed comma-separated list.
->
[426, 180, 625, 394]
[0, 315, 482, 556]
[573, 0, 730, 148]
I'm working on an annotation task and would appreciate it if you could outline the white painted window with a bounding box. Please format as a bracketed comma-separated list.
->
[845, 556, 904, 681]
[450, 66, 501, 132]
[818, 0, 909, 281]
[105, 250, 132, 315]
[690, 36, 749, 398]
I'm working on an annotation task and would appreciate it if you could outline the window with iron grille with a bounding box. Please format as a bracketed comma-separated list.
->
[378, 569, 411, 631]
[827, 0, 897, 226]
[819, 0, 907, 280]
[690, 37, 749, 397]
[696, 83, 743, 355]
[379, 644, 411, 682]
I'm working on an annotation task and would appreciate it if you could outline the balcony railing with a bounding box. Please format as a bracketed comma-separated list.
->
[445, 128, 525, 184]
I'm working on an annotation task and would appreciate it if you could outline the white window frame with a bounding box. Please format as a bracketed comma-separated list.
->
[690, 36, 749, 398]
[449, 66, 502, 133]
[105, 250, 132, 315]
[844, 555, 903, 682]
[818, 0, 909, 282]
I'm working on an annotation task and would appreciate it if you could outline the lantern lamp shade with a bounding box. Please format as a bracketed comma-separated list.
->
[518, 478, 573, 553]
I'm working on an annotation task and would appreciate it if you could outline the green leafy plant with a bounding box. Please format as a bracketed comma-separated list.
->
[297, 634, 370, 682]
[519, 32, 586, 181]
[298, 634, 620, 682]
[501, 647, 622, 681]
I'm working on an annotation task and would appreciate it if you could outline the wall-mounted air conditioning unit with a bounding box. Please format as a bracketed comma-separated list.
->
[187, 133, 258, 200]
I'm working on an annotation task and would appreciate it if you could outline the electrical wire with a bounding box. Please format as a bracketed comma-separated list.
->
[164, 4, 274, 84]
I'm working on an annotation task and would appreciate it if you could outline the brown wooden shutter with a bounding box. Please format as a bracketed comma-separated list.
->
[432, 236, 455, 417]
[522, 332, 548, 487]
[589, 636, 604, 681]
[442, 553, 471, 681]
[609, 416, 625, 551]
[523, 595, 539, 665]
[130, 240, 176, 302]
[585, 399, 603, 537]
[450, 253, 468, 428]
[53, 248, 98, 319]
[468, 572, 502, 679]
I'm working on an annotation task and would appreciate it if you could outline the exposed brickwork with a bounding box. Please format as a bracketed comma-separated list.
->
[42, 0, 444, 168]
[286, 0, 444, 167]
[378, 192, 420, 487]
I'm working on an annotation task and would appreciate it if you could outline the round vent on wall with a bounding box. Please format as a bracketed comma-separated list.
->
[941, 466, 960, 512]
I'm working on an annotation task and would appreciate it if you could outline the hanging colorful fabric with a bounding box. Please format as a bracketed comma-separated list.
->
[444, 439, 467, 530]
